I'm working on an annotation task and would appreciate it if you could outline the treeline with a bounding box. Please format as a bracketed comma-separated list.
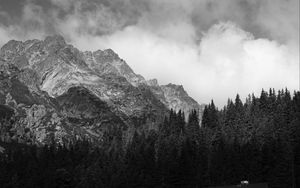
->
[0, 89, 299, 188]
[201, 89, 300, 187]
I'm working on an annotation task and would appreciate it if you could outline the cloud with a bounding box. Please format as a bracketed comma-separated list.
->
[0, 0, 298, 107]
[80, 22, 297, 106]
[196, 22, 298, 105]
[254, 0, 299, 45]
[50, 0, 75, 11]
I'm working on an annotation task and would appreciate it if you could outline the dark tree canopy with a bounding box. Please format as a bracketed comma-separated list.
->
[0, 89, 299, 188]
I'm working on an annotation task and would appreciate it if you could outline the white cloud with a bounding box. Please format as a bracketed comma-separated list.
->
[67, 22, 298, 107]
[0, 0, 298, 107]
[196, 22, 298, 105]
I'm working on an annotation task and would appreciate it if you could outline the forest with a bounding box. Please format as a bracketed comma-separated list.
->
[0, 88, 299, 188]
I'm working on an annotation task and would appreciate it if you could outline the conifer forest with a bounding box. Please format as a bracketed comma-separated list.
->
[1, 89, 299, 188]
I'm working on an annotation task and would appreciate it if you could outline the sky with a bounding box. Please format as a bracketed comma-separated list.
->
[0, 0, 299, 107]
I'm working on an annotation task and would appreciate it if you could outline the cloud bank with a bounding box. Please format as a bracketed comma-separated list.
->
[0, 0, 299, 106]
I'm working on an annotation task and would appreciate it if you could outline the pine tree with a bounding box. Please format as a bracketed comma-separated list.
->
[201, 100, 218, 129]
[187, 110, 200, 142]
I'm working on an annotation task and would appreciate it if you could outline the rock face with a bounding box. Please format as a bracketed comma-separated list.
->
[160, 84, 205, 121]
[0, 35, 204, 145]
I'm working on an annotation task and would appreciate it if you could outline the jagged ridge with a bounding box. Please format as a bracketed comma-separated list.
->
[0, 35, 204, 144]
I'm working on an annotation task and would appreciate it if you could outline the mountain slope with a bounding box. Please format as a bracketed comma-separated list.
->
[0, 35, 204, 144]
[161, 83, 205, 120]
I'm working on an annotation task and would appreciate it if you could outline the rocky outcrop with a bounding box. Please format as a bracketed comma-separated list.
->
[146, 79, 204, 121]
[160, 84, 205, 120]
[0, 35, 204, 145]
[0, 36, 167, 119]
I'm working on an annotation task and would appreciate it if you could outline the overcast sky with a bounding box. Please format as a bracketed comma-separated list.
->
[0, 0, 299, 107]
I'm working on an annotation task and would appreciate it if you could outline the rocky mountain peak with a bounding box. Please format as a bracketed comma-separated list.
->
[160, 83, 204, 120]
[147, 79, 159, 87]
[0, 35, 204, 144]
[93, 48, 120, 63]
[43, 35, 67, 54]
[165, 83, 184, 91]
[85, 48, 147, 87]
[0, 40, 23, 51]
[44, 35, 66, 46]
[0, 40, 24, 61]
[103, 49, 119, 58]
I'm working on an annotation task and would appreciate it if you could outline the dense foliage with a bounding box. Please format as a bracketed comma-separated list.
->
[0, 89, 299, 188]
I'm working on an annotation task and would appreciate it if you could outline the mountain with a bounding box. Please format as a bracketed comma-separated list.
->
[160, 84, 205, 120]
[146, 79, 204, 120]
[0, 35, 204, 145]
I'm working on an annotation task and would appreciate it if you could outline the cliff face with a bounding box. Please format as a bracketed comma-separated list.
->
[160, 84, 204, 121]
[0, 35, 204, 144]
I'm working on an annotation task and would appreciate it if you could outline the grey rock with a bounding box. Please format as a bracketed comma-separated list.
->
[0, 35, 204, 145]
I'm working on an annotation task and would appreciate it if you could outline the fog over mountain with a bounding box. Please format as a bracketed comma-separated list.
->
[0, 0, 299, 106]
